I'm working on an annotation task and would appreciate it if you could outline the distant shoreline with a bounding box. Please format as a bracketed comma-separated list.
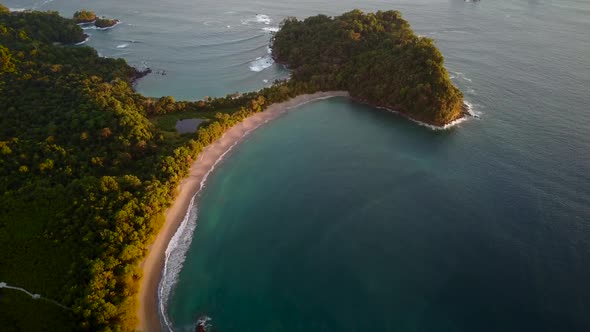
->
[136, 91, 349, 332]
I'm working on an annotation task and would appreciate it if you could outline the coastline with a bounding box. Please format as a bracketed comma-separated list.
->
[136, 91, 349, 332]
[349, 96, 473, 129]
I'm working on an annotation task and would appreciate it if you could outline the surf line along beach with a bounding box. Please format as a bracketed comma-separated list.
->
[137, 91, 349, 332]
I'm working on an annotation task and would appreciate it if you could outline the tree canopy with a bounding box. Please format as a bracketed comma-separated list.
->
[73, 10, 96, 23]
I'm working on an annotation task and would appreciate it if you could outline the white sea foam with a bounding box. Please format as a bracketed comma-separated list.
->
[116, 43, 129, 49]
[77, 20, 96, 27]
[196, 316, 213, 331]
[262, 26, 279, 33]
[242, 14, 272, 25]
[96, 21, 121, 31]
[376, 102, 475, 130]
[263, 79, 269, 83]
[464, 100, 482, 118]
[9, 8, 27, 12]
[249, 55, 274, 72]
[159, 191, 198, 332]
[256, 14, 272, 25]
[74, 36, 90, 45]
[248, 45, 274, 72]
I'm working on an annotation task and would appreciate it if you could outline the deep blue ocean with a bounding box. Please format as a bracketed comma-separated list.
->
[6, 0, 590, 331]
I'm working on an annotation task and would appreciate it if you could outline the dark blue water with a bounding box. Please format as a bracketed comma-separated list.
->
[9, 0, 589, 330]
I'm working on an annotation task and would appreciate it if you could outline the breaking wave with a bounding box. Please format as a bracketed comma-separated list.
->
[242, 14, 272, 25]
[249, 56, 274, 72]
[262, 26, 279, 33]
[249, 47, 274, 72]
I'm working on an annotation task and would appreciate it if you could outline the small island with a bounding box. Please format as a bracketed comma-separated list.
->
[0, 6, 467, 332]
[73, 9, 119, 29]
[95, 17, 120, 29]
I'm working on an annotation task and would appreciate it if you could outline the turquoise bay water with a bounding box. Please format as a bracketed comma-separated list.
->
[168, 98, 590, 331]
[6, 0, 590, 330]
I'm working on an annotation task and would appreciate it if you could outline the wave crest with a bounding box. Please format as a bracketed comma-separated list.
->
[249, 56, 273, 72]
[242, 14, 272, 25]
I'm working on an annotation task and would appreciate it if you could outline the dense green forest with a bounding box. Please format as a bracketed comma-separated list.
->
[272, 10, 465, 125]
[0, 6, 462, 331]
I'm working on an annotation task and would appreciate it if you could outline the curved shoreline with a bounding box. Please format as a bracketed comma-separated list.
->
[136, 91, 349, 332]
[136, 90, 474, 331]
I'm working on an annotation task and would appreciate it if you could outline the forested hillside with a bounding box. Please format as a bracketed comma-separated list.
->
[272, 10, 465, 125]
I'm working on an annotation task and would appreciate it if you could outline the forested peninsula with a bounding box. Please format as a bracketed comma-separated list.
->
[0, 5, 464, 331]
[272, 10, 465, 125]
